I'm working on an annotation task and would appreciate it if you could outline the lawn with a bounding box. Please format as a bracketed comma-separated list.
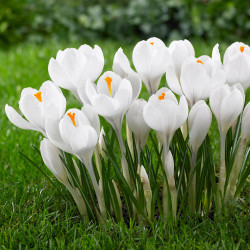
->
[0, 39, 249, 249]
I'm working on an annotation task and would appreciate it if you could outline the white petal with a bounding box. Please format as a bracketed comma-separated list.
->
[19, 92, 44, 130]
[48, 58, 74, 91]
[220, 88, 244, 133]
[166, 64, 183, 95]
[92, 94, 118, 117]
[81, 104, 100, 136]
[5, 104, 42, 133]
[45, 118, 73, 153]
[114, 79, 133, 111]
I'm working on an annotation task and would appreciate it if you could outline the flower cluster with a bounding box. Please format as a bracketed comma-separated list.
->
[6, 38, 250, 223]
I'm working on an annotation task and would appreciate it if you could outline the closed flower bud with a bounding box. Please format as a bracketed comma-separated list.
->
[188, 100, 212, 152]
[241, 102, 250, 142]
[99, 127, 107, 160]
[210, 84, 245, 135]
[223, 42, 250, 91]
[40, 139, 68, 184]
[166, 39, 195, 95]
[133, 37, 171, 95]
[126, 99, 150, 150]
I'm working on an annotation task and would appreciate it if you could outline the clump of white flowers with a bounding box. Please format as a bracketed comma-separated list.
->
[6, 39, 250, 223]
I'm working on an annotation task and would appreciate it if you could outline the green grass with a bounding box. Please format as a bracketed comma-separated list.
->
[0, 38, 249, 249]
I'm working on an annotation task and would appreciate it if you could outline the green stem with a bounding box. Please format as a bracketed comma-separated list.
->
[217, 133, 226, 209]
[188, 149, 197, 215]
[65, 183, 89, 221]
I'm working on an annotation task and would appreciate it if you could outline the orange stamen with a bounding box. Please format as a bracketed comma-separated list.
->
[150, 42, 154, 45]
[34, 91, 42, 102]
[158, 93, 165, 100]
[240, 46, 245, 53]
[105, 77, 112, 97]
[196, 60, 203, 64]
[67, 112, 76, 127]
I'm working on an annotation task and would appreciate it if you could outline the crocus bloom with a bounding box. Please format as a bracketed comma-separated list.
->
[210, 84, 244, 203]
[126, 99, 150, 152]
[84, 71, 133, 133]
[143, 87, 188, 148]
[133, 37, 171, 95]
[223, 42, 250, 91]
[180, 53, 226, 107]
[188, 100, 212, 152]
[166, 39, 195, 95]
[49, 45, 104, 99]
[5, 81, 66, 137]
[210, 84, 245, 135]
[45, 106, 106, 215]
[45, 106, 99, 163]
[113, 48, 141, 101]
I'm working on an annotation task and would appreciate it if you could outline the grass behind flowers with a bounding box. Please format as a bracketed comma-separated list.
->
[0, 39, 249, 249]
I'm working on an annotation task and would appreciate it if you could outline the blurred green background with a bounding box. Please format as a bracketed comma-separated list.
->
[0, 0, 249, 46]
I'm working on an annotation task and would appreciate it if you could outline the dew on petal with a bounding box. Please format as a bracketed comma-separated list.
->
[34, 91, 42, 102]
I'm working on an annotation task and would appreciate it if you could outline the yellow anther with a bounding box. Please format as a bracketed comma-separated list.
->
[105, 76, 112, 97]
[158, 93, 165, 100]
[240, 46, 245, 53]
[34, 92, 42, 102]
[67, 112, 76, 127]
[150, 42, 154, 45]
[196, 60, 203, 64]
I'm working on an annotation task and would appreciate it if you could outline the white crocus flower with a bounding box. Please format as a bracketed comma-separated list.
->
[83, 71, 133, 184]
[143, 87, 188, 218]
[45, 106, 99, 163]
[210, 84, 245, 205]
[113, 48, 142, 102]
[5, 81, 66, 137]
[210, 84, 245, 136]
[45, 106, 106, 219]
[49, 45, 104, 99]
[40, 138, 88, 219]
[126, 99, 150, 161]
[133, 37, 171, 95]
[180, 53, 226, 107]
[188, 100, 212, 214]
[143, 87, 188, 152]
[166, 39, 195, 95]
[223, 42, 250, 90]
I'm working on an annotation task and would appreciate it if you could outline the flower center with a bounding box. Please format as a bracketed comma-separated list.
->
[34, 91, 42, 102]
[105, 77, 112, 97]
[150, 42, 154, 45]
[67, 112, 76, 127]
[158, 93, 165, 100]
[196, 60, 203, 64]
[240, 46, 245, 53]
